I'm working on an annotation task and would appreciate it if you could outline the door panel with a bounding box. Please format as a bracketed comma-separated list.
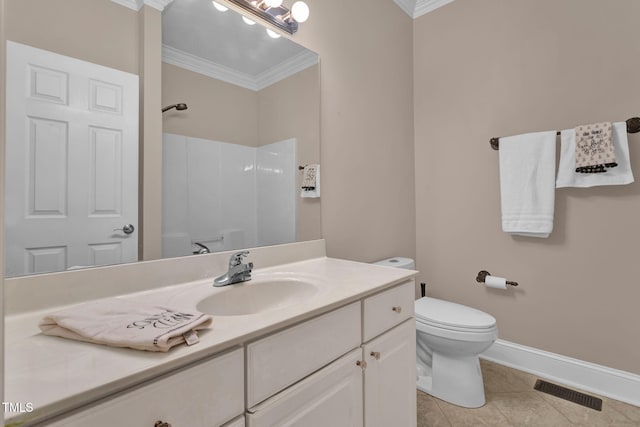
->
[5, 41, 139, 276]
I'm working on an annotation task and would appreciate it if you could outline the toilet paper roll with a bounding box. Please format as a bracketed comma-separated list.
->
[485, 275, 507, 290]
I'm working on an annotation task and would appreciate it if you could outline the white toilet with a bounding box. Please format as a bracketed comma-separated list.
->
[374, 257, 498, 409]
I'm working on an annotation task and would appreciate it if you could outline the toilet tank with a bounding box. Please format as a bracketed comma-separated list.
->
[373, 257, 415, 270]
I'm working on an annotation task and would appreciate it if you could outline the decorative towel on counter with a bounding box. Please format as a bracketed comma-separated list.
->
[39, 298, 213, 352]
[301, 164, 320, 198]
[499, 130, 557, 238]
[556, 122, 634, 188]
[574, 122, 617, 173]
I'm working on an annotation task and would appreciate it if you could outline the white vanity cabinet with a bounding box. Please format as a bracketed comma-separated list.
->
[363, 319, 417, 427]
[31, 280, 416, 427]
[362, 280, 417, 427]
[247, 349, 364, 427]
[246, 280, 416, 427]
[44, 347, 244, 427]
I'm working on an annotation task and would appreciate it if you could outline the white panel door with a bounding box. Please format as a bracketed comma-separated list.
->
[363, 319, 417, 427]
[5, 41, 138, 276]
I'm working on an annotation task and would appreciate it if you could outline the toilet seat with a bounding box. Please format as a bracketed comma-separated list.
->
[415, 297, 496, 333]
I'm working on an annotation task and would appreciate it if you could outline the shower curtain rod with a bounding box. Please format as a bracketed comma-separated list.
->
[489, 117, 640, 150]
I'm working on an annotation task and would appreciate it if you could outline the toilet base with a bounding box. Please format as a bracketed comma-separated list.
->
[416, 353, 486, 408]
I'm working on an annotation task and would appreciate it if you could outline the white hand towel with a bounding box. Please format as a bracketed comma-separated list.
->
[499, 131, 557, 238]
[556, 122, 634, 188]
[301, 164, 320, 198]
[39, 298, 213, 352]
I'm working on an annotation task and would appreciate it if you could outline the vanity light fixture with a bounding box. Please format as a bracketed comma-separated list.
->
[225, 0, 310, 34]
[212, 1, 229, 12]
[242, 15, 257, 25]
[266, 28, 281, 38]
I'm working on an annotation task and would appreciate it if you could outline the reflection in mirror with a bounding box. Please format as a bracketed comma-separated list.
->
[161, 0, 321, 258]
[2, 0, 320, 278]
[3, 0, 141, 278]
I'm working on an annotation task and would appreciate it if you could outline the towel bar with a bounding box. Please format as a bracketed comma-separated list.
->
[489, 116, 640, 150]
[476, 270, 518, 287]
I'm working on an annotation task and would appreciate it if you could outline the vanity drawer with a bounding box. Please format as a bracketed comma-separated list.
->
[246, 348, 363, 427]
[247, 302, 361, 408]
[363, 280, 414, 342]
[45, 347, 244, 427]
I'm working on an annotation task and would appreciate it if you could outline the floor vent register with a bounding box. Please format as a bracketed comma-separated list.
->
[534, 379, 603, 411]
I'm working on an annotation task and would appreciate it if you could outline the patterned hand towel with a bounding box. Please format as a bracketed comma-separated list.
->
[301, 164, 321, 198]
[39, 298, 213, 352]
[574, 122, 617, 173]
[556, 122, 634, 188]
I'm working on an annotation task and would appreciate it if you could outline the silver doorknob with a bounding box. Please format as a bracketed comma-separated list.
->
[114, 224, 135, 234]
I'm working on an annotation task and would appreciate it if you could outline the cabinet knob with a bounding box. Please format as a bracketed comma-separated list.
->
[154, 422, 171, 427]
[370, 351, 381, 360]
[356, 360, 368, 369]
[392, 306, 402, 313]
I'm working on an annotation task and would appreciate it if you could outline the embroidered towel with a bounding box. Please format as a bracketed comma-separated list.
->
[301, 164, 318, 190]
[574, 122, 617, 173]
[556, 122, 634, 188]
[499, 131, 557, 238]
[301, 164, 320, 198]
[39, 298, 213, 352]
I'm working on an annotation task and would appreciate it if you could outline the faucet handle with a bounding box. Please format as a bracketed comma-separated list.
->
[229, 250, 250, 267]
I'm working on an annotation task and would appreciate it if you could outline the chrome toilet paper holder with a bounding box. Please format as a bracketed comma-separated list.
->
[476, 270, 519, 287]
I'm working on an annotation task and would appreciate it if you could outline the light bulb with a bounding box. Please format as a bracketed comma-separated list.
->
[242, 16, 256, 25]
[266, 28, 281, 38]
[264, 0, 283, 7]
[290, 1, 309, 22]
[212, 1, 228, 11]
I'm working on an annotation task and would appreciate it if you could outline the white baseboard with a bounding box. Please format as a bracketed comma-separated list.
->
[481, 339, 640, 407]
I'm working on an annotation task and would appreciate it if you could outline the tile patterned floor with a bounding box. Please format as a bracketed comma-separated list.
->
[417, 360, 640, 427]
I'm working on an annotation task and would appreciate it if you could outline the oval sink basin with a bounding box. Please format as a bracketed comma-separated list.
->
[197, 276, 320, 316]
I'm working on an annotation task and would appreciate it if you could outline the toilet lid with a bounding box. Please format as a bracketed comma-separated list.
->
[414, 297, 496, 330]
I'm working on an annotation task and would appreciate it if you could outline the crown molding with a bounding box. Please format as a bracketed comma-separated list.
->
[162, 45, 318, 92]
[393, 0, 417, 18]
[255, 50, 319, 91]
[111, 0, 173, 12]
[162, 45, 259, 91]
[393, 0, 455, 19]
[414, 0, 455, 18]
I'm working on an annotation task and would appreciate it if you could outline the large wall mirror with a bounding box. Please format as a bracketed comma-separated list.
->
[3, 0, 321, 278]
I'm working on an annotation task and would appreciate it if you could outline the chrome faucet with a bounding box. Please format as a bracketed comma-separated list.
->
[213, 251, 253, 287]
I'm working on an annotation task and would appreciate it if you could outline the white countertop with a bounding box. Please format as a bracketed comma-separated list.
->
[5, 256, 416, 425]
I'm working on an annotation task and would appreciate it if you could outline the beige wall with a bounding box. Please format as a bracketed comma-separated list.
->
[162, 63, 259, 147]
[138, 5, 163, 260]
[296, 0, 416, 262]
[258, 66, 321, 242]
[414, 0, 640, 374]
[5, 0, 139, 74]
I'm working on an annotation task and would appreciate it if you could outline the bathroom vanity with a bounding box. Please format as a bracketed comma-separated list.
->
[4, 240, 418, 426]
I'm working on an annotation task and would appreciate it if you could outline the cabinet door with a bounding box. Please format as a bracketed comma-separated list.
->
[45, 347, 244, 427]
[363, 319, 417, 427]
[247, 348, 363, 427]
[247, 302, 361, 407]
